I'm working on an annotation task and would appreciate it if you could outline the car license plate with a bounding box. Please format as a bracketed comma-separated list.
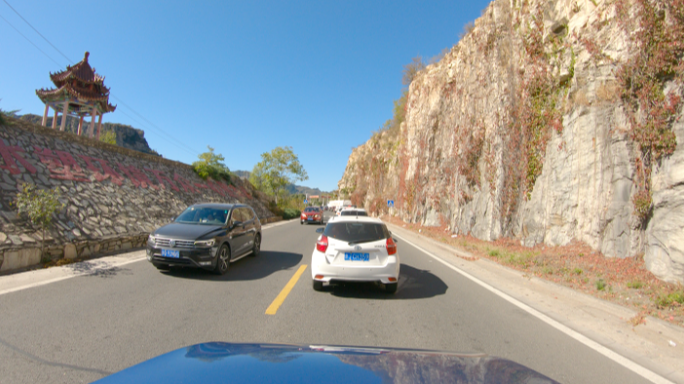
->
[161, 249, 180, 258]
[344, 252, 369, 261]
[307, 217, 313, 221]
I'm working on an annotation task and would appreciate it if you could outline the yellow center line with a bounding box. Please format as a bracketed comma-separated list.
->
[265, 264, 308, 315]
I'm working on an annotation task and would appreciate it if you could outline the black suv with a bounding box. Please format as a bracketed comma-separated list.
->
[147, 203, 262, 275]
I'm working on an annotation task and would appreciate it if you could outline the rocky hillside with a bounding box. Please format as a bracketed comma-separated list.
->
[19, 114, 158, 156]
[339, 0, 684, 283]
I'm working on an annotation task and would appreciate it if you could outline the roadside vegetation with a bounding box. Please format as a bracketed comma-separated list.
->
[13, 183, 65, 262]
[99, 129, 117, 145]
[250, 146, 308, 219]
[192, 146, 232, 182]
[0, 101, 20, 125]
[382, 215, 684, 327]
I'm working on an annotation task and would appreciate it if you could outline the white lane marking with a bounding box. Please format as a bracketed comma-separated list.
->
[0, 219, 293, 296]
[394, 233, 675, 384]
[0, 257, 146, 296]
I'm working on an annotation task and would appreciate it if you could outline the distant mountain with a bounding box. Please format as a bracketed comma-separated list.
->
[19, 114, 158, 156]
[234, 170, 327, 196]
[233, 170, 251, 179]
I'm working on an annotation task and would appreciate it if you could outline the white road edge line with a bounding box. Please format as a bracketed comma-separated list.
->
[0, 219, 292, 297]
[394, 233, 675, 384]
[0, 257, 146, 296]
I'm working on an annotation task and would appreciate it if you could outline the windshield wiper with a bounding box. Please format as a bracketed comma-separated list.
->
[347, 238, 380, 245]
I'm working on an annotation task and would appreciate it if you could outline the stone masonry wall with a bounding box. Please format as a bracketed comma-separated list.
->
[0, 118, 277, 272]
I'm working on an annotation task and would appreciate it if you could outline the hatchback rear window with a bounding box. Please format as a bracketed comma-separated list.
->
[340, 210, 368, 216]
[324, 222, 388, 243]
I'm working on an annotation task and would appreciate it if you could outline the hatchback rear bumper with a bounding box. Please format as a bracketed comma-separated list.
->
[311, 252, 399, 284]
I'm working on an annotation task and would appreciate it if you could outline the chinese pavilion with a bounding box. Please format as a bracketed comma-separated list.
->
[36, 51, 116, 139]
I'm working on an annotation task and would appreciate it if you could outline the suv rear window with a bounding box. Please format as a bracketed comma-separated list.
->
[340, 210, 368, 216]
[324, 222, 388, 243]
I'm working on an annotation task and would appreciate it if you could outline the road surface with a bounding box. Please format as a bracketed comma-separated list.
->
[0, 216, 654, 383]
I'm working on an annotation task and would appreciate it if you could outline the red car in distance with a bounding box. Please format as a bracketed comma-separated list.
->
[301, 207, 324, 225]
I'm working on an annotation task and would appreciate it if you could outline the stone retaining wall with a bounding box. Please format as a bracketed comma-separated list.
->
[0, 118, 278, 272]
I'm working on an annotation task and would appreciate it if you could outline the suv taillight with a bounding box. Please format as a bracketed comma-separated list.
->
[386, 238, 397, 255]
[316, 235, 328, 253]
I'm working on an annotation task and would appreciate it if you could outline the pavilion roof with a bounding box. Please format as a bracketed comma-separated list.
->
[36, 51, 116, 113]
[49, 51, 105, 85]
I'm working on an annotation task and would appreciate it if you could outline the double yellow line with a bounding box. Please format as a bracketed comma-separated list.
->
[265, 264, 308, 315]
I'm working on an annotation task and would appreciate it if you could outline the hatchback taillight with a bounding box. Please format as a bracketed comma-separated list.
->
[386, 238, 397, 255]
[316, 235, 328, 253]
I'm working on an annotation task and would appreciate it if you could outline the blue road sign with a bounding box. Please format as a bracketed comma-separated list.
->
[304, 200, 308, 204]
[387, 200, 394, 207]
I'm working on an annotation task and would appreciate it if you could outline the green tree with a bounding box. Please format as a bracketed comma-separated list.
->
[14, 183, 64, 261]
[250, 146, 308, 204]
[99, 130, 117, 145]
[192, 146, 231, 182]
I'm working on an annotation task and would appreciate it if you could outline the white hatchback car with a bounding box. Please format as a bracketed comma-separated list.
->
[311, 216, 400, 293]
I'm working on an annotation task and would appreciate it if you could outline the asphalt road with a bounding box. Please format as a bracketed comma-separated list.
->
[0, 215, 652, 383]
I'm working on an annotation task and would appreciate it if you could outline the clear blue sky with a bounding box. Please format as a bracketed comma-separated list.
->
[1, 0, 491, 192]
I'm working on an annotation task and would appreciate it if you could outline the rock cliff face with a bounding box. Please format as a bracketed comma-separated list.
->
[19, 114, 157, 156]
[339, 0, 684, 283]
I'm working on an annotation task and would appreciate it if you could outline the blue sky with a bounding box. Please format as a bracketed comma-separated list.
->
[1, 0, 491, 192]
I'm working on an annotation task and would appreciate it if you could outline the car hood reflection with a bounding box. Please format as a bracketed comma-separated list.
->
[94, 342, 559, 384]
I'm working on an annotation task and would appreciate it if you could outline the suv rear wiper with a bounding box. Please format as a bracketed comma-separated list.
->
[348, 238, 380, 245]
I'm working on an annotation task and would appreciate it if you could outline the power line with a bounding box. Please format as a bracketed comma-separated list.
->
[111, 96, 200, 156]
[115, 108, 199, 157]
[0, 13, 61, 67]
[2, 0, 73, 64]
[1, 1, 201, 158]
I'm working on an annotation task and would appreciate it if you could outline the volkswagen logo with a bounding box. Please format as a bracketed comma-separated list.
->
[354, 245, 362, 251]
[169, 239, 176, 248]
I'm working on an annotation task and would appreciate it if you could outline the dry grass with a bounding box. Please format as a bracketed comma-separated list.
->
[595, 81, 620, 102]
[383, 214, 684, 327]
[573, 89, 591, 106]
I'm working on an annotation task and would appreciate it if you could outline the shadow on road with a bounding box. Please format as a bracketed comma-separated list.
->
[162, 250, 303, 282]
[0, 336, 112, 376]
[325, 264, 447, 300]
[66, 260, 134, 279]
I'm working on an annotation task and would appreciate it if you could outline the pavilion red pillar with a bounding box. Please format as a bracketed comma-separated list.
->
[78, 116, 85, 135]
[51, 108, 58, 129]
[89, 108, 96, 137]
[96, 114, 103, 140]
[60, 101, 69, 131]
[41, 104, 49, 126]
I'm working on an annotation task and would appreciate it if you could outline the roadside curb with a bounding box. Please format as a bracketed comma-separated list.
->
[262, 218, 298, 230]
[386, 222, 684, 384]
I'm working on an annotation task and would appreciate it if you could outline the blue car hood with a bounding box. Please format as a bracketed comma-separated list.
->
[94, 342, 558, 384]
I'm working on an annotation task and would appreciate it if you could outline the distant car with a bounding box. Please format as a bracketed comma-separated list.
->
[147, 203, 261, 275]
[311, 216, 399, 293]
[339, 208, 368, 217]
[336, 207, 363, 216]
[301, 207, 324, 225]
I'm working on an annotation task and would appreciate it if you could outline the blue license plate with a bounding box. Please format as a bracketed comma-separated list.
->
[161, 249, 180, 258]
[344, 252, 369, 261]
[307, 217, 313, 221]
